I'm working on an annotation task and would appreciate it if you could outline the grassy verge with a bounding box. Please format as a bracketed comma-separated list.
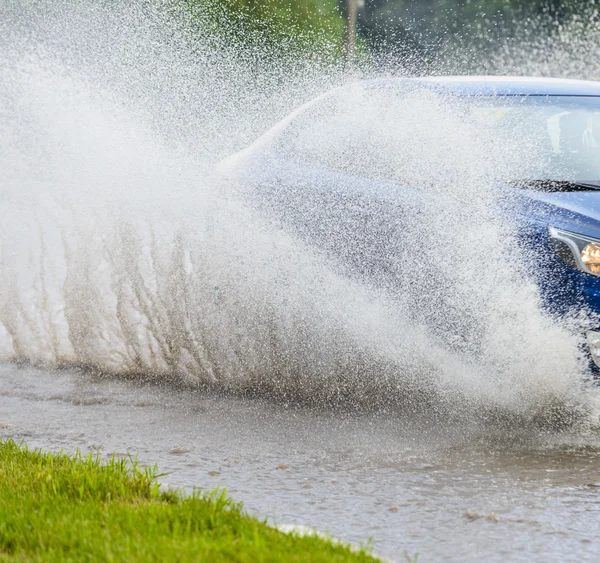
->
[0, 439, 378, 562]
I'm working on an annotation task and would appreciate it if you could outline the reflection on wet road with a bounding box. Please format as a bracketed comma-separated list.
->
[2, 364, 600, 562]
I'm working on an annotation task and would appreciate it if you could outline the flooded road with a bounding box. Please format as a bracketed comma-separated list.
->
[2, 364, 600, 562]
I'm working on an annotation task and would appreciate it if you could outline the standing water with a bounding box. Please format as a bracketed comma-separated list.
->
[2, 1, 600, 560]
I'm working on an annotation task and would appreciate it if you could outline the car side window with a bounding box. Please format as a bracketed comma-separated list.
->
[274, 88, 399, 180]
[275, 94, 352, 168]
[274, 86, 481, 187]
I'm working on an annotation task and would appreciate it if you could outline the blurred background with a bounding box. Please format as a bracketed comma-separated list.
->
[185, 0, 598, 64]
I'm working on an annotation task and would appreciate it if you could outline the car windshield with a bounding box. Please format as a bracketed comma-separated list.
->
[276, 88, 600, 190]
[462, 95, 600, 188]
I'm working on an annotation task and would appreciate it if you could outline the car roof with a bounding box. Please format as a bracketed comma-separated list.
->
[363, 76, 600, 97]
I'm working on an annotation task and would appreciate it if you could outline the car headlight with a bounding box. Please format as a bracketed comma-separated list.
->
[549, 227, 600, 276]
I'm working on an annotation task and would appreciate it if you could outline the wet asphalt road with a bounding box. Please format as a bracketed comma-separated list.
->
[2, 364, 600, 562]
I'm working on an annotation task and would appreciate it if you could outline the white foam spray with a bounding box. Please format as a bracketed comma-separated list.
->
[1, 0, 598, 425]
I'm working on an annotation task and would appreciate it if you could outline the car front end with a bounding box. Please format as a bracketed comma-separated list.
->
[511, 189, 600, 374]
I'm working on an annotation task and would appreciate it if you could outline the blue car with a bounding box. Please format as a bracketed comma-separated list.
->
[221, 76, 600, 372]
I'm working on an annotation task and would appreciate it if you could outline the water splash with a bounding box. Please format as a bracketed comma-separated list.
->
[0, 0, 598, 424]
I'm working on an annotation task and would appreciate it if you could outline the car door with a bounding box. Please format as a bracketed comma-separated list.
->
[247, 149, 424, 287]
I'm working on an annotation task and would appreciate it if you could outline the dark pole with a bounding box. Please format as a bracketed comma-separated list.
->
[344, 0, 358, 63]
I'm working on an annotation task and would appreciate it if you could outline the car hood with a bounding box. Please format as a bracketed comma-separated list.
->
[510, 188, 600, 240]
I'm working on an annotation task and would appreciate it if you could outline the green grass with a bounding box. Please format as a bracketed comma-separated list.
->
[0, 440, 378, 562]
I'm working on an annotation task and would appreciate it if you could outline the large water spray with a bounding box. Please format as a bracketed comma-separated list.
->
[1, 0, 599, 424]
